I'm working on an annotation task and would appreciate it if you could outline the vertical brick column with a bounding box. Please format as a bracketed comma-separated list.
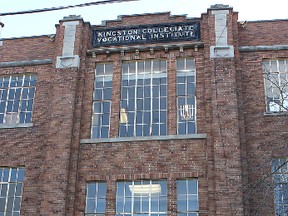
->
[39, 15, 85, 216]
[204, 5, 244, 216]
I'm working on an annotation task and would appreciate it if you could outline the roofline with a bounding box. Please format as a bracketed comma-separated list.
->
[238, 18, 288, 23]
[0, 34, 55, 41]
[93, 11, 200, 27]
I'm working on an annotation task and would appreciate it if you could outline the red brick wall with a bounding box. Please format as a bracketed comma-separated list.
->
[0, 36, 54, 62]
[0, 7, 287, 216]
[0, 65, 53, 215]
[75, 140, 208, 215]
[237, 50, 288, 215]
[238, 20, 288, 46]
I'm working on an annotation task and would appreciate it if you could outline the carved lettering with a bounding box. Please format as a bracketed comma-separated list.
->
[92, 22, 200, 47]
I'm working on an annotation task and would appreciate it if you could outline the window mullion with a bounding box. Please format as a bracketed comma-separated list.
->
[186, 180, 189, 213]
[149, 180, 152, 215]
[133, 62, 138, 137]
[18, 76, 25, 124]
[3, 77, 11, 124]
[4, 169, 11, 215]
[131, 181, 135, 214]
[15, 76, 21, 124]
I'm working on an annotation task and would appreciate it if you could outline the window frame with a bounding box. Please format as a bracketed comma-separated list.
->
[272, 158, 288, 216]
[116, 179, 167, 216]
[176, 178, 199, 216]
[85, 181, 107, 216]
[0, 167, 25, 216]
[119, 59, 168, 137]
[0, 74, 36, 126]
[91, 63, 113, 139]
[263, 60, 288, 112]
[176, 58, 197, 135]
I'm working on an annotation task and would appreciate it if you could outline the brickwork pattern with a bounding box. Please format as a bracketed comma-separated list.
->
[0, 6, 287, 216]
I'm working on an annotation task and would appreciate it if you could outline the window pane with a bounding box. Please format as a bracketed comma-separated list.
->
[96, 64, 104, 75]
[97, 199, 106, 213]
[86, 199, 96, 213]
[160, 124, 166, 135]
[3, 170, 9, 182]
[102, 114, 110, 125]
[15, 89, 21, 100]
[116, 197, 124, 212]
[17, 169, 25, 182]
[152, 124, 159, 136]
[98, 183, 106, 198]
[13, 197, 21, 211]
[0, 102, 6, 113]
[177, 195, 187, 212]
[0, 198, 5, 212]
[142, 196, 149, 212]
[91, 63, 113, 138]
[28, 88, 35, 99]
[87, 183, 96, 198]
[103, 88, 112, 100]
[15, 184, 22, 197]
[1, 184, 8, 196]
[24, 112, 32, 123]
[6, 197, 14, 212]
[188, 180, 197, 195]
[0, 114, 3, 124]
[8, 184, 16, 197]
[159, 196, 167, 212]
[177, 180, 186, 195]
[134, 196, 141, 212]
[177, 58, 185, 70]
[124, 197, 132, 213]
[151, 196, 159, 212]
[177, 84, 185, 95]
[188, 195, 198, 211]
[10, 168, 17, 182]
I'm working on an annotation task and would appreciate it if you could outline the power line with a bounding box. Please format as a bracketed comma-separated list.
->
[0, 0, 138, 17]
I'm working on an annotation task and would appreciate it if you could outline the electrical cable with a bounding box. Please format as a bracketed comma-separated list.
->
[0, 0, 138, 17]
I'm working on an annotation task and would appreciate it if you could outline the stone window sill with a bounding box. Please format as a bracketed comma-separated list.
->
[81, 134, 207, 144]
[0, 123, 33, 129]
[264, 111, 288, 116]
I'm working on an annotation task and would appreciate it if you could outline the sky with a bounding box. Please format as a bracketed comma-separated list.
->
[1, 0, 288, 38]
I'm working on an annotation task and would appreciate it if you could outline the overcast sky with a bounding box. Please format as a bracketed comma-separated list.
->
[1, 0, 288, 38]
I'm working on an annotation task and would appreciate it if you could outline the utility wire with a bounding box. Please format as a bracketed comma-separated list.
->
[0, 0, 138, 17]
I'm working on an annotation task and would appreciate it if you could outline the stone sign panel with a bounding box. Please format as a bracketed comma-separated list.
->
[92, 22, 200, 47]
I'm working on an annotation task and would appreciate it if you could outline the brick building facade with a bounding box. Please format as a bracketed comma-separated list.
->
[0, 4, 287, 216]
